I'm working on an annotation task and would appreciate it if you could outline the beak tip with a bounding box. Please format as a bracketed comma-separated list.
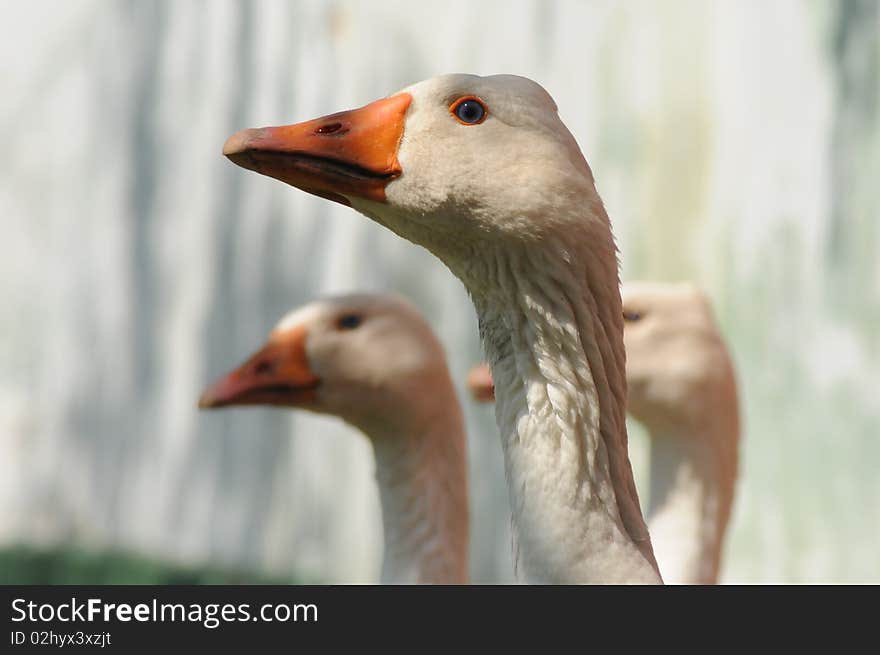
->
[223, 129, 255, 157]
[467, 365, 495, 403]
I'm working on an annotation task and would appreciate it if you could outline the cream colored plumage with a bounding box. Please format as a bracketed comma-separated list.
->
[467, 281, 741, 584]
[223, 74, 662, 583]
[622, 282, 740, 585]
[200, 294, 469, 584]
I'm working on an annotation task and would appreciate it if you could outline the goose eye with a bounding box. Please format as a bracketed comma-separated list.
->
[337, 314, 363, 330]
[450, 96, 487, 125]
[623, 311, 643, 322]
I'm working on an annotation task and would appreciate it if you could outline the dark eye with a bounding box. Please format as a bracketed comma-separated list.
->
[337, 314, 362, 330]
[450, 96, 487, 125]
[623, 311, 643, 322]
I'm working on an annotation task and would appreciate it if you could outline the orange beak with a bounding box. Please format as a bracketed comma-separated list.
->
[466, 364, 495, 403]
[198, 325, 320, 409]
[223, 93, 412, 206]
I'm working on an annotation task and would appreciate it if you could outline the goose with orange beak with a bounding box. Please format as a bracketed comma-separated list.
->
[200, 294, 469, 584]
[224, 75, 662, 584]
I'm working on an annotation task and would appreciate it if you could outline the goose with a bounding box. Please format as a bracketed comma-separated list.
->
[466, 282, 741, 584]
[198, 294, 469, 584]
[223, 74, 662, 583]
[621, 282, 740, 584]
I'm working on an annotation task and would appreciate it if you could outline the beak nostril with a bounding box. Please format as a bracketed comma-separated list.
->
[254, 360, 274, 375]
[315, 122, 347, 135]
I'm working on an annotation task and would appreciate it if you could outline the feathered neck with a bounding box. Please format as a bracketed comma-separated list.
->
[646, 414, 738, 585]
[367, 389, 469, 584]
[466, 232, 662, 583]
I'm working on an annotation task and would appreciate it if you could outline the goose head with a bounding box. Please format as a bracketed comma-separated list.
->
[622, 282, 735, 434]
[198, 294, 453, 436]
[223, 74, 602, 285]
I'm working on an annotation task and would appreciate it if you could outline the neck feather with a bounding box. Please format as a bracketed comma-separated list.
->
[470, 234, 661, 583]
[368, 391, 469, 585]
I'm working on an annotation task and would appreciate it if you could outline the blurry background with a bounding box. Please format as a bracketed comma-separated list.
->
[1, 0, 878, 584]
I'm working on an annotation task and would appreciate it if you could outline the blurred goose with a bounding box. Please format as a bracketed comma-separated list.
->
[223, 74, 661, 583]
[199, 294, 469, 584]
[622, 282, 739, 584]
[467, 282, 741, 584]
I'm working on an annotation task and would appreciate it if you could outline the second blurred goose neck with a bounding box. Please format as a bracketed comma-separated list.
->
[646, 429, 732, 585]
[370, 378, 469, 585]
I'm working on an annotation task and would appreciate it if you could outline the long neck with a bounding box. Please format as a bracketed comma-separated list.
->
[647, 422, 737, 585]
[367, 392, 469, 584]
[471, 237, 662, 584]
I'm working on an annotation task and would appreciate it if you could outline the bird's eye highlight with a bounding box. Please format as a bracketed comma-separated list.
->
[450, 96, 487, 125]
[623, 311, 643, 322]
[337, 314, 363, 330]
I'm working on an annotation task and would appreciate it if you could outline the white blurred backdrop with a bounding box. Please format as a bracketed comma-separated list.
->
[1, 0, 878, 583]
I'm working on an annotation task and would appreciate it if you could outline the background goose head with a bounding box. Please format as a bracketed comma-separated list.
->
[199, 293, 454, 437]
[622, 282, 739, 436]
[223, 74, 606, 286]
